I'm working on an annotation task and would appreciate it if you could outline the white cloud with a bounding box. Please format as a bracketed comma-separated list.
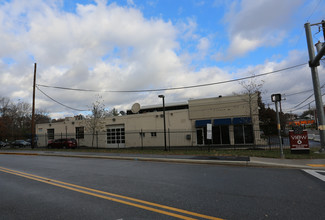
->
[0, 0, 321, 119]
[0, 0, 196, 117]
[222, 0, 304, 60]
[127, 0, 135, 7]
[197, 37, 210, 53]
[225, 34, 261, 58]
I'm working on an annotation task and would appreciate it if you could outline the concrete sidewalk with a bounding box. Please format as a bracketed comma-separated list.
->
[0, 150, 325, 170]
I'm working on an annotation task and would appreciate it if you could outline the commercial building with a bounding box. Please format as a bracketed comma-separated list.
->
[36, 93, 264, 148]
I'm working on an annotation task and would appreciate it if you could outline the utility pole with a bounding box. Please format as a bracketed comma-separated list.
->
[158, 95, 167, 151]
[323, 20, 325, 42]
[305, 22, 325, 152]
[31, 63, 37, 149]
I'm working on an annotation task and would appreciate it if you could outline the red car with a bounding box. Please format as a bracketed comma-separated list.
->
[48, 138, 77, 149]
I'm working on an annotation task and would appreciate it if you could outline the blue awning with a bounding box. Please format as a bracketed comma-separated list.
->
[195, 120, 211, 127]
[233, 117, 251, 124]
[213, 118, 232, 125]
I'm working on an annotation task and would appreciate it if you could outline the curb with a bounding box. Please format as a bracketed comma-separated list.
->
[37, 153, 251, 167]
[0, 151, 322, 169]
[0, 152, 39, 156]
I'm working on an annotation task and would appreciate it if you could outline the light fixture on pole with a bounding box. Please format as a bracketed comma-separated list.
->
[158, 95, 167, 151]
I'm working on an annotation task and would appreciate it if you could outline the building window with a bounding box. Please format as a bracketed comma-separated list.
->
[38, 128, 43, 132]
[244, 125, 254, 144]
[212, 125, 230, 145]
[47, 129, 54, 140]
[151, 132, 157, 137]
[196, 128, 206, 145]
[107, 128, 125, 144]
[234, 124, 253, 144]
[76, 127, 84, 139]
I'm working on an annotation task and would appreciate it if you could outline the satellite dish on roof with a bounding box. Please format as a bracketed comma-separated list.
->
[131, 103, 140, 114]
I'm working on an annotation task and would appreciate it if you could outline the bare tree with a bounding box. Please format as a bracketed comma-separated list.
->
[0, 97, 11, 140]
[85, 95, 107, 148]
[0, 97, 10, 116]
[35, 109, 51, 124]
[238, 75, 264, 120]
[237, 75, 265, 145]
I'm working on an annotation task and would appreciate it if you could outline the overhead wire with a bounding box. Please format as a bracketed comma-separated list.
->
[36, 62, 307, 93]
[284, 58, 325, 113]
[36, 86, 88, 112]
[291, 0, 324, 50]
[36, 60, 323, 113]
[287, 96, 318, 112]
[285, 89, 314, 97]
[306, 0, 323, 22]
[291, 82, 325, 109]
[285, 91, 325, 112]
[36, 62, 309, 112]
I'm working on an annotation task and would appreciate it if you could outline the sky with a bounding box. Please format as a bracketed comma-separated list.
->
[0, 0, 324, 119]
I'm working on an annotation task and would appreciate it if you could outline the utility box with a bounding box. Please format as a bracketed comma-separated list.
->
[289, 128, 310, 153]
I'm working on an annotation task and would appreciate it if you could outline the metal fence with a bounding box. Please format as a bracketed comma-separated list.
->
[28, 129, 296, 150]
[36, 130, 196, 150]
[2, 129, 321, 150]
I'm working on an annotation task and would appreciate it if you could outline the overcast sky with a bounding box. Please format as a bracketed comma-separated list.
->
[0, 0, 324, 119]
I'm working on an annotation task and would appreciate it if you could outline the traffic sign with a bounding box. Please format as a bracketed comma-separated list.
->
[289, 130, 310, 152]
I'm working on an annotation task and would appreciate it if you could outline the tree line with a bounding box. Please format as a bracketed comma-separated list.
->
[0, 97, 50, 141]
[0, 95, 122, 143]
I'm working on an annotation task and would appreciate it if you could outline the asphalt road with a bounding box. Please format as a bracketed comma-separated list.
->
[0, 154, 324, 220]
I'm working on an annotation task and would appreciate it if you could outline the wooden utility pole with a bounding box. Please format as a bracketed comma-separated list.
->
[31, 63, 37, 149]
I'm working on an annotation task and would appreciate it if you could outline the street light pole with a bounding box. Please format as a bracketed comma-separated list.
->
[158, 95, 167, 151]
[272, 94, 284, 158]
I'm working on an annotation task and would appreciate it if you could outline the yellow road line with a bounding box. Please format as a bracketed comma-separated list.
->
[0, 166, 223, 220]
[307, 164, 325, 167]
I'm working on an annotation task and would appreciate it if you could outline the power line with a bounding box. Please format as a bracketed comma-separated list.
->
[285, 92, 325, 112]
[306, 0, 323, 22]
[37, 63, 307, 93]
[36, 86, 88, 112]
[291, 83, 325, 109]
[288, 99, 315, 112]
[292, 93, 315, 109]
[285, 89, 314, 97]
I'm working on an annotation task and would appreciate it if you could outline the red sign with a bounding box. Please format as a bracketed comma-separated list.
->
[289, 130, 309, 150]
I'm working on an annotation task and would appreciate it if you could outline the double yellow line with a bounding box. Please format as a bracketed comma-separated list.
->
[0, 166, 223, 220]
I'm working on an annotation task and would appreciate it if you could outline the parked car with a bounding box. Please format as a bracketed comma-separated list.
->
[0, 141, 8, 148]
[25, 139, 38, 147]
[47, 138, 77, 149]
[12, 140, 31, 148]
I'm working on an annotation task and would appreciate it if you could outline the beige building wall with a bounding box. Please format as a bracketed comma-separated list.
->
[188, 94, 263, 145]
[188, 94, 258, 119]
[36, 93, 264, 148]
[36, 109, 193, 148]
[36, 117, 85, 147]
